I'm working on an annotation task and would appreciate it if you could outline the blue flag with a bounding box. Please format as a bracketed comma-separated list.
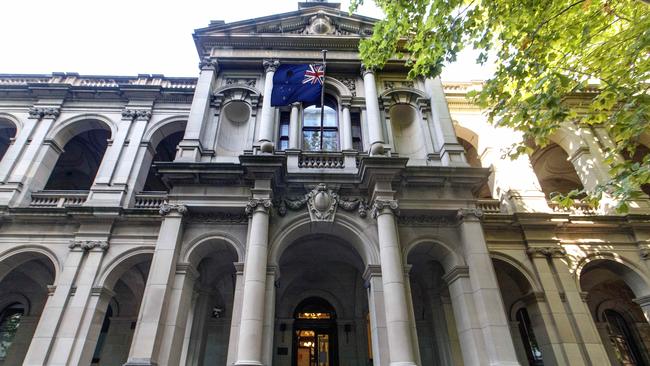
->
[271, 64, 324, 107]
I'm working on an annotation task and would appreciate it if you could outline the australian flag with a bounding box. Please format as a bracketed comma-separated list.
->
[271, 64, 324, 107]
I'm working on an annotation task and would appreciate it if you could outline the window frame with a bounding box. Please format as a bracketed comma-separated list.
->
[301, 95, 340, 152]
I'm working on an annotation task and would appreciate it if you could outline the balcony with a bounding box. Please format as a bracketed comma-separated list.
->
[547, 200, 595, 215]
[133, 192, 168, 209]
[286, 150, 359, 174]
[30, 191, 88, 208]
[476, 199, 502, 214]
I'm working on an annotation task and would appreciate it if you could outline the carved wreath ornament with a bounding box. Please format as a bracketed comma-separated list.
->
[277, 183, 367, 222]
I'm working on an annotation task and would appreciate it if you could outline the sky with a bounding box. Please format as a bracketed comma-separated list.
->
[0, 0, 493, 81]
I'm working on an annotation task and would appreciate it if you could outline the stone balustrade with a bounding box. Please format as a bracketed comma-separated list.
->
[29, 191, 88, 208]
[133, 192, 168, 209]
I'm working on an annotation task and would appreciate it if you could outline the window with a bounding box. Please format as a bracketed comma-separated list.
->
[302, 97, 339, 151]
[516, 308, 543, 365]
[0, 303, 24, 359]
[278, 111, 290, 151]
[351, 111, 363, 151]
[604, 309, 645, 365]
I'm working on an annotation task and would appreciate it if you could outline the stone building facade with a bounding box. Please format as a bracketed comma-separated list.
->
[0, 2, 649, 366]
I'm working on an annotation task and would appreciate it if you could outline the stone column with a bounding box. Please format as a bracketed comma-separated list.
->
[125, 203, 187, 366]
[176, 58, 219, 162]
[111, 108, 151, 186]
[522, 292, 565, 366]
[262, 266, 277, 366]
[23, 248, 84, 366]
[457, 208, 519, 365]
[258, 59, 280, 153]
[0, 116, 37, 183]
[341, 102, 353, 151]
[288, 102, 301, 150]
[227, 262, 246, 365]
[362, 66, 385, 155]
[364, 265, 390, 366]
[185, 289, 211, 366]
[443, 266, 488, 366]
[547, 249, 610, 364]
[92, 112, 132, 186]
[157, 263, 199, 366]
[403, 265, 421, 365]
[371, 200, 417, 366]
[423, 78, 466, 166]
[235, 198, 272, 366]
[527, 247, 585, 365]
[69, 286, 114, 366]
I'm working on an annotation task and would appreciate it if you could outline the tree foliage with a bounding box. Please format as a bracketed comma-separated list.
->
[352, 0, 650, 211]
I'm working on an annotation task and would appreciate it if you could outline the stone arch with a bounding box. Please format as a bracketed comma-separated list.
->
[403, 237, 463, 273]
[491, 253, 542, 293]
[0, 116, 19, 164]
[95, 248, 154, 291]
[0, 293, 31, 317]
[323, 77, 353, 100]
[548, 125, 587, 159]
[46, 114, 115, 148]
[279, 290, 346, 319]
[268, 212, 379, 267]
[0, 112, 22, 131]
[181, 232, 244, 267]
[142, 116, 188, 150]
[576, 253, 650, 297]
[0, 245, 60, 284]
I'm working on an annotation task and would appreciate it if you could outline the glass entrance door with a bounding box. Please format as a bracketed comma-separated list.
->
[296, 329, 331, 366]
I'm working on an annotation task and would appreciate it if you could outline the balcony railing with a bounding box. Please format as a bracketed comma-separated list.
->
[134, 192, 167, 209]
[30, 191, 88, 208]
[476, 199, 502, 214]
[548, 200, 595, 215]
[298, 152, 345, 169]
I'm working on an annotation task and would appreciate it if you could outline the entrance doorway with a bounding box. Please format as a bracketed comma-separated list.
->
[293, 297, 338, 366]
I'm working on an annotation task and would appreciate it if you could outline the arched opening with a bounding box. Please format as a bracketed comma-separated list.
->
[389, 104, 427, 162]
[45, 123, 111, 190]
[143, 130, 184, 191]
[622, 144, 650, 196]
[530, 143, 584, 199]
[275, 234, 370, 366]
[0, 119, 17, 163]
[0, 252, 56, 365]
[293, 297, 338, 366]
[407, 242, 462, 366]
[458, 137, 492, 198]
[90, 256, 152, 366]
[580, 259, 650, 365]
[492, 258, 547, 366]
[302, 96, 339, 151]
[184, 239, 239, 366]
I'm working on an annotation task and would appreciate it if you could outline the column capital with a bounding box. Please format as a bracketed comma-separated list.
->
[634, 294, 650, 307]
[263, 59, 280, 73]
[456, 208, 483, 222]
[442, 265, 470, 285]
[176, 262, 200, 281]
[362, 264, 382, 282]
[290, 101, 302, 108]
[371, 199, 399, 218]
[245, 198, 272, 216]
[360, 64, 376, 77]
[159, 203, 188, 216]
[121, 108, 152, 122]
[526, 246, 567, 258]
[199, 57, 219, 71]
[640, 247, 650, 260]
[90, 286, 116, 299]
[69, 239, 109, 252]
[28, 106, 60, 120]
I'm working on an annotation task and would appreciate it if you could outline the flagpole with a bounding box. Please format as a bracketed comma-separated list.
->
[319, 49, 327, 150]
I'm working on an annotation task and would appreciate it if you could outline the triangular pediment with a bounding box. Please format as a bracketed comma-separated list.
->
[194, 5, 377, 39]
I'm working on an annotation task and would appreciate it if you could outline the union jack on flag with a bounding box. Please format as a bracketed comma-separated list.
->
[302, 64, 325, 85]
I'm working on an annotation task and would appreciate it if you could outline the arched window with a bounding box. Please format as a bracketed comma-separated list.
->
[604, 309, 645, 365]
[0, 303, 25, 360]
[515, 308, 543, 366]
[0, 120, 17, 163]
[302, 96, 339, 151]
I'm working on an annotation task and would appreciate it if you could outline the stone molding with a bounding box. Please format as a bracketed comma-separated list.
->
[521, 291, 546, 305]
[634, 294, 650, 308]
[176, 262, 200, 281]
[360, 64, 375, 77]
[362, 264, 382, 282]
[121, 108, 152, 122]
[90, 286, 116, 298]
[245, 198, 272, 216]
[263, 59, 280, 73]
[442, 266, 470, 285]
[69, 240, 109, 252]
[639, 248, 650, 260]
[371, 199, 399, 219]
[456, 208, 483, 222]
[188, 212, 248, 224]
[159, 203, 188, 216]
[199, 57, 219, 71]
[277, 184, 368, 220]
[526, 246, 567, 258]
[28, 106, 60, 119]
[398, 214, 455, 227]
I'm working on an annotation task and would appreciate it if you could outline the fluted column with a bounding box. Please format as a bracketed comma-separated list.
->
[176, 58, 218, 161]
[362, 66, 385, 155]
[125, 203, 187, 366]
[258, 59, 280, 153]
[341, 102, 353, 150]
[288, 102, 301, 150]
[235, 198, 272, 366]
[372, 200, 417, 366]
